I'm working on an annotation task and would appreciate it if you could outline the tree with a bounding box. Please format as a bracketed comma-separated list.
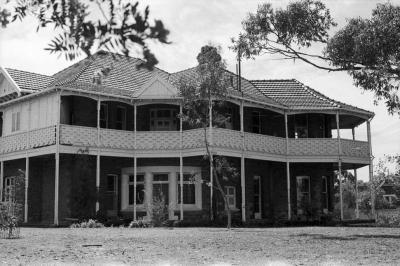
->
[178, 45, 238, 229]
[0, 0, 170, 69]
[233, 1, 400, 115]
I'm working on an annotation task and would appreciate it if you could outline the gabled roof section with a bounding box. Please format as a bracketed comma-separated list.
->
[168, 67, 284, 108]
[52, 51, 170, 95]
[251, 79, 374, 117]
[134, 75, 178, 99]
[5, 68, 54, 91]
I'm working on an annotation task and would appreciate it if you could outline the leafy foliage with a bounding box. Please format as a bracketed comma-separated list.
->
[0, 0, 170, 69]
[70, 219, 104, 228]
[233, 1, 400, 115]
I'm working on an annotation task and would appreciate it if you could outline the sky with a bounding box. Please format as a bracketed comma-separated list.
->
[0, 0, 399, 180]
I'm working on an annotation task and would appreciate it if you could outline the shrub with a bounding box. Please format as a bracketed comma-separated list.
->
[129, 217, 153, 228]
[70, 219, 104, 228]
[146, 194, 169, 227]
[376, 210, 400, 227]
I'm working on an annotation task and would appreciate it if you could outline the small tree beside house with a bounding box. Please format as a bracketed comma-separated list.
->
[0, 170, 25, 238]
[178, 45, 239, 229]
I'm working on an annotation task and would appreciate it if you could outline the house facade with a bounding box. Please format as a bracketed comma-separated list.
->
[0, 51, 374, 225]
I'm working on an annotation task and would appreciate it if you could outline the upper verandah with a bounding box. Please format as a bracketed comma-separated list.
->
[0, 50, 374, 120]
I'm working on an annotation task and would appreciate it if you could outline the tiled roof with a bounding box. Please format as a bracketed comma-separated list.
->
[1, 51, 373, 117]
[169, 67, 284, 108]
[251, 79, 373, 115]
[52, 51, 169, 94]
[5, 68, 55, 91]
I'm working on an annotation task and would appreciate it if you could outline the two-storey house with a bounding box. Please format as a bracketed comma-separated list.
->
[0, 51, 374, 225]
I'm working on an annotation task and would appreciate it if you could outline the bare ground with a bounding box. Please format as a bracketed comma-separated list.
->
[0, 227, 400, 265]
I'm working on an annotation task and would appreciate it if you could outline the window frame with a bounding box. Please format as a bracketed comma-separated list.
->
[321, 176, 328, 212]
[251, 111, 261, 134]
[149, 108, 178, 131]
[128, 173, 145, 206]
[225, 186, 236, 209]
[176, 173, 196, 206]
[100, 103, 109, 128]
[115, 105, 127, 130]
[11, 111, 21, 132]
[296, 176, 311, 214]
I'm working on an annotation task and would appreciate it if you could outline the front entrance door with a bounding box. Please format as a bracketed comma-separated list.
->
[254, 175, 262, 219]
[106, 174, 118, 217]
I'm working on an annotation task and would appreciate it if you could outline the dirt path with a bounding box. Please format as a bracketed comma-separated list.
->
[0, 227, 399, 265]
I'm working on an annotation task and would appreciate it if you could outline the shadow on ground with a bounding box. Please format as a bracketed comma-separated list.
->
[292, 233, 400, 241]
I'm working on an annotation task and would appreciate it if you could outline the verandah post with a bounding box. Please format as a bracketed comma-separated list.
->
[336, 111, 343, 221]
[179, 103, 184, 220]
[284, 112, 291, 220]
[24, 157, 29, 223]
[0, 160, 3, 202]
[54, 91, 61, 225]
[133, 103, 137, 221]
[95, 96, 101, 213]
[240, 100, 246, 222]
[352, 127, 359, 219]
[367, 120, 375, 219]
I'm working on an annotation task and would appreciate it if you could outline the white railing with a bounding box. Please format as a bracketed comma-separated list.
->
[0, 125, 56, 154]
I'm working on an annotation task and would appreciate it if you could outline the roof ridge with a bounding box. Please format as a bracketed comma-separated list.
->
[250, 79, 296, 82]
[292, 80, 339, 108]
[5, 68, 53, 78]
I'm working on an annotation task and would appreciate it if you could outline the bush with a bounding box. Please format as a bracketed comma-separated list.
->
[70, 219, 104, 228]
[146, 194, 169, 227]
[129, 217, 153, 228]
[376, 210, 400, 227]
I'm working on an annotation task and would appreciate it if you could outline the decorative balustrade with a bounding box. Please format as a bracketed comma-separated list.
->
[245, 132, 286, 155]
[136, 131, 180, 150]
[341, 139, 369, 158]
[0, 125, 56, 154]
[59, 124, 97, 147]
[0, 124, 370, 162]
[288, 138, 338, 156]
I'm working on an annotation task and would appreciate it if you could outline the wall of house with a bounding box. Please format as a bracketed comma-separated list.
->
[137, 104, 180, 131]
[289, 163, 334, 219]
[28, 155, 55, 224]
[2, 92, 58, 136]
[287, 113, 334, 138]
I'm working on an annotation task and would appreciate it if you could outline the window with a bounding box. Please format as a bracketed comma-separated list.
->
[4, 176, 15, 202]
[106, 174, 118, 192]
[225, 186, 236, 209]
[128, 174, 145, 205]
[100, 103, 108, 128]
[321, 176, 328, 211]
[152, 173, 169, 203]
[150, 108, 178, 131]
[11, 111, 21, 132]
[294, 114, 308, 138]
[177, 173, 196, 205]
[297, 176, 310, 214]
[116, 106, 127, 130]
[252, 111, 261, 133]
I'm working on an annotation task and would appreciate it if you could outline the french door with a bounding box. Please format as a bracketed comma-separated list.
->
[254, 175, 262, 219]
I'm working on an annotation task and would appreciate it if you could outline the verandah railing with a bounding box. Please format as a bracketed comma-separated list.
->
[0, 124, 370, 159]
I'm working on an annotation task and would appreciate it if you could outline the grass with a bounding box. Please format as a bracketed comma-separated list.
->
[1, 227, 400, 265]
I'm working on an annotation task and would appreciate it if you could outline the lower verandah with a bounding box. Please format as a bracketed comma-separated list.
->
[4, 154, 338, 225]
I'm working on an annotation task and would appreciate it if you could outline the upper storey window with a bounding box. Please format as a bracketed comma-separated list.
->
[116, 106, 127, 130]
[11, 111, 21, 132]
[100, 103, 108, 128]
[294, 114, 308, 138]
[150, 108, 177, 131]
[252, 111, 261, 134]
